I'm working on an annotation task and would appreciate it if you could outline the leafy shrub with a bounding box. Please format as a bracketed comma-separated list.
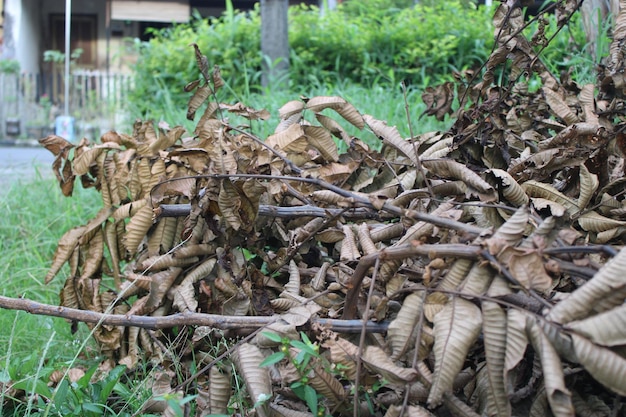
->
[289, 1, 494, 87]
[0, 59, 20, 74]
[129, 1, 494, 118]
[127, 0, 603, 120]
[129, 5, 262, 118]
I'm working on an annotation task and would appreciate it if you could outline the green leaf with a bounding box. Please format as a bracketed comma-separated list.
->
[83, 402, 104, 414]
[304, 385, 318, 414]
[291, 340, 318, 357]
[180, 394, 198, 405]
[241, 247, 257, 261]
[260, 351, 286, 367]
[261, 331, 285, 343]
[54, 379, 69, 407]
[12, 378, 53, 398]
[0, 370, 10, 383]
[113, 381, 132, 398]
[166, 398, 184, 416]
[76, 365, 99, 389]
[98, 365, 126, 404]
[300, 331, 313, 346]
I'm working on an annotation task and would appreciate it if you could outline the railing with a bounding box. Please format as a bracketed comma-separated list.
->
[0, 70, 133, 141]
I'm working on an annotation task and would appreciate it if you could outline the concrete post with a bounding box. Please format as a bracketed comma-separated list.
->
[260, 0, 289, 89]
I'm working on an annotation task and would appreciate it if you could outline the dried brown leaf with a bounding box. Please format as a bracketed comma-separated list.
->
[231, 343, 272, 417]
[305, 96, 364, 129]
[428, 298, 483, 407]
[362, 345, 418, 385]
[547, 246, 626, 324]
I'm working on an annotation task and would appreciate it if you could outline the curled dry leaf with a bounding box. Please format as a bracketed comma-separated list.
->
[422, 159, 496, 201]
[571, 333, 626, 396]
[428, 298, 483, 407]
[499, 247, 553, 292]
[385, 404, 436, 417]
[232, 343, 272, 417]
[527, 320, 575, 417]
[305, 96, 365, 129]
[547, 246, 626, 324]
[481, 301, 510, 417]
[566, 303, 626, 347]
[362, 345, 418, 385]
[364, 114, 419, 168]
[387, 291, 425, 360]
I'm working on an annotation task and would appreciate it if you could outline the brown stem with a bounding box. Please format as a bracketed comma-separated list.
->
[0, 295, 388, 333]
[152, 173, 484, 236]
[341, 243, 483, 320]
[156, 203, 386, 221]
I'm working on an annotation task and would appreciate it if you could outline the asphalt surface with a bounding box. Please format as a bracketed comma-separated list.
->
[0, 145, 56, 193]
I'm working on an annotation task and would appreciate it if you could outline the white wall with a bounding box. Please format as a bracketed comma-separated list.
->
[16, 0, 40, 73]
[0, 0, 22, 63]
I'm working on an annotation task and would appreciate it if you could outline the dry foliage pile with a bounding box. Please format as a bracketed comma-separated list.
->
[37, 0, 626, 416]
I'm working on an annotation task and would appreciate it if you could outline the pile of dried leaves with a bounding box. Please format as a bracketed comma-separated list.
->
[36, 0, 626, 416]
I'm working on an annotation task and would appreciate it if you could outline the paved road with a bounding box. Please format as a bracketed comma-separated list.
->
[0, 146, 56, 192]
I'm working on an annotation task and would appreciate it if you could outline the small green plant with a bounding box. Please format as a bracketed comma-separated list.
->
[0, 59, 20, 74]
[43, 365, 127, 416]
[260, 331, 325, 416]
[43, 48, 84, 65]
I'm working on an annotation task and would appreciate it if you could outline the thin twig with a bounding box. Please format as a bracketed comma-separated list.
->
[402, 289, 428, 417]
[354, 257, 380, 417]
[155, 204, 385, 221]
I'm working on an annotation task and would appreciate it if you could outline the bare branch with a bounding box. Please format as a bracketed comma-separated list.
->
[0, 295, 388, 333]
[152, 173, 484, 236]
[155, 203, 387, 221]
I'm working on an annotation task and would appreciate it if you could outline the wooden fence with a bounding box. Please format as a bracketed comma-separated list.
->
[0, 70, 133, 141]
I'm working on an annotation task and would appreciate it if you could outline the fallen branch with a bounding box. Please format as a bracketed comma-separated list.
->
[0, 295, 389, 333]
[155, 203, 386, 221]
[152, 174, 485, 237]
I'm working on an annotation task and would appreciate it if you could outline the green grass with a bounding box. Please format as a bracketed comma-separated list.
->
[0, 170, 105, 415]
[0, 171, 101, 353]
[131, 80, 451, 147]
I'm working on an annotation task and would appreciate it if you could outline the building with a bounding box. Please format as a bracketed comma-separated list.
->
[0, 0, 320, 139]
[1, 0, 319, 75]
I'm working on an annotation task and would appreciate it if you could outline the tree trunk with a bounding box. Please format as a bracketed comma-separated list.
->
[261, 0, 289, 89]
[580, 0, 619, 62]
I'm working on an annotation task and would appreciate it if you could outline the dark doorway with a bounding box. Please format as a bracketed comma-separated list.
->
[50, 14, 98, 67]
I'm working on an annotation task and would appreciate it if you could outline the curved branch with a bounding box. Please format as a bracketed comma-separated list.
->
[342, 243, 483, 320]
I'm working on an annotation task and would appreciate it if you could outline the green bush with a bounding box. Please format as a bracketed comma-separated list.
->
[289, 1, 494, 87]
[127, 0, 603, 121]
[128, 1, 494, 119]
[0, 59, 20, 74]
[128, 5, 262, 118]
